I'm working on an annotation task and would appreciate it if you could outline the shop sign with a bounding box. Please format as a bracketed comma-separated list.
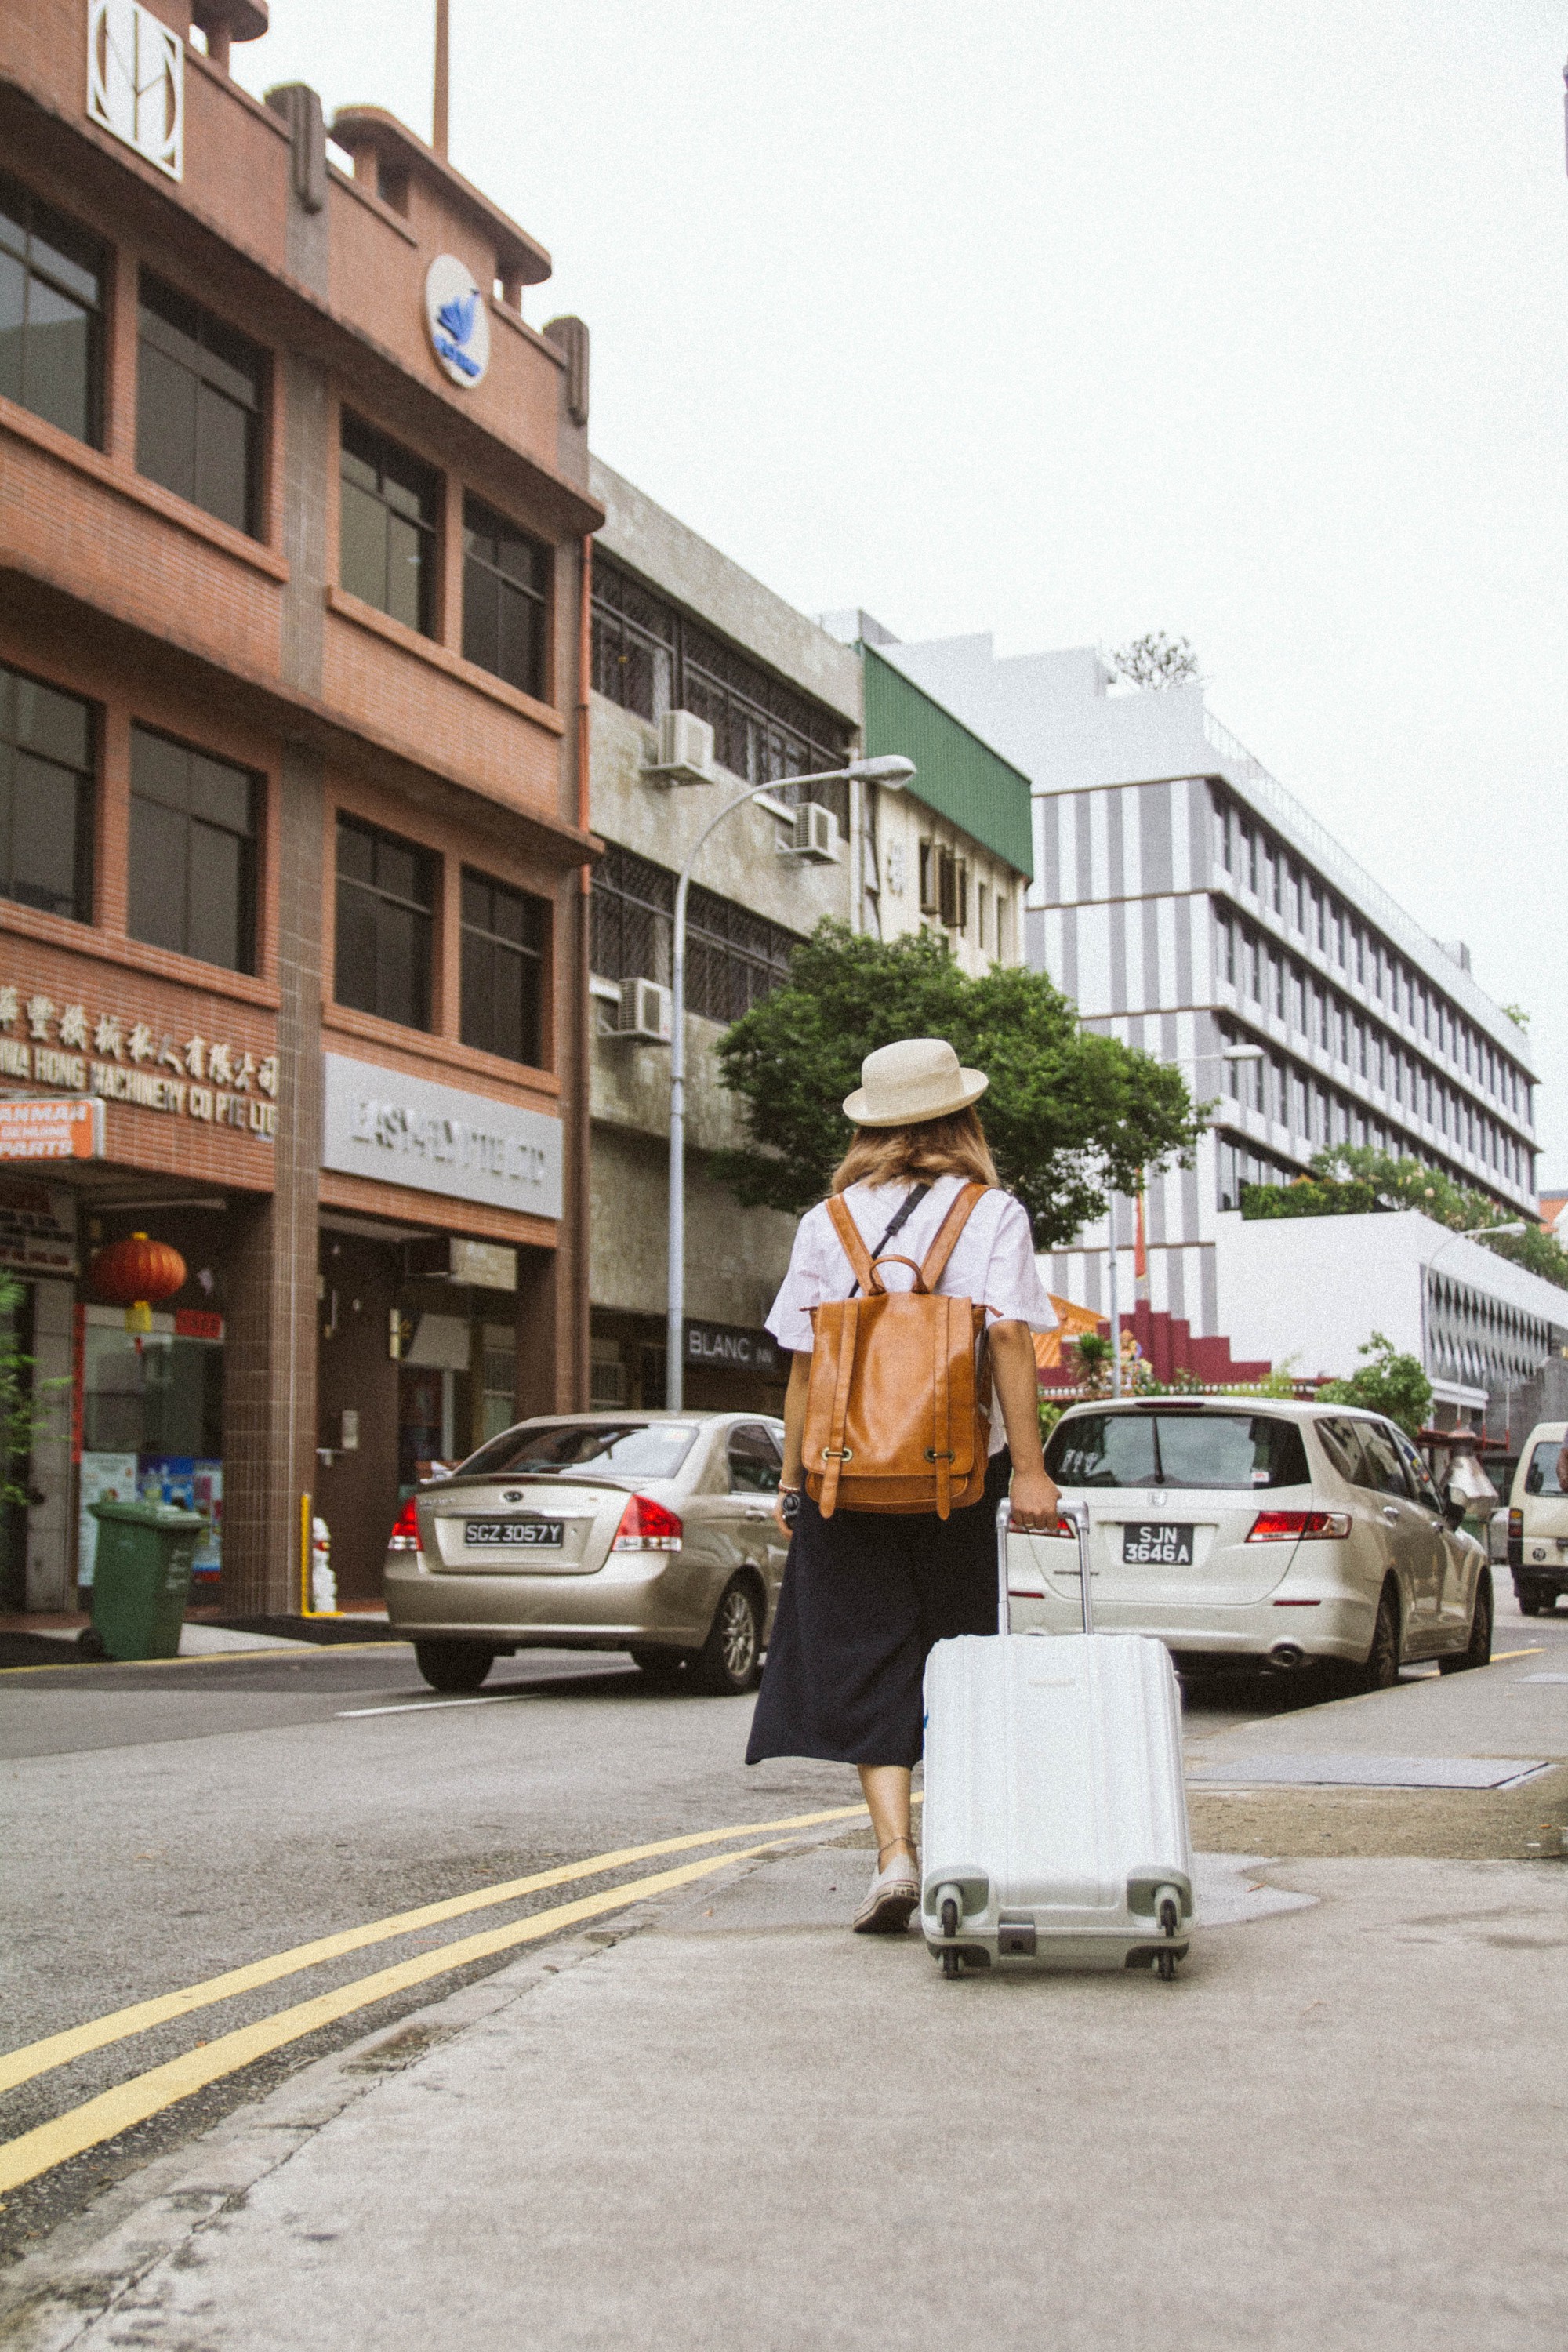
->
[0, 1098, 104, 1161]
[321, 1054, 562, 1219]
[684, 1318, 782, 1375]
[424, 256, 490, 388]
[0, 985, 277, 1142]
[0, 1181, 78, 1276]
[87, 0, 183, 182]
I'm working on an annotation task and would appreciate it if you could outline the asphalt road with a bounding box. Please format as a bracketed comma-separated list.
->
[3, 1585, 1566, 2257]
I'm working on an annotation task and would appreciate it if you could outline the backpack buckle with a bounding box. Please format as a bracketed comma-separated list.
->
[821, 1446, 854, 1463]
[924, 1449, 956, 1463]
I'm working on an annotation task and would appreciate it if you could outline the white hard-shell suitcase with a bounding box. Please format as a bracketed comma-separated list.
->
[920, 1500, 1194, 1980]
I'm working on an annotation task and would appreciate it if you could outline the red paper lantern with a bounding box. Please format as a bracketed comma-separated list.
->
[89, 1233, 187, 1321]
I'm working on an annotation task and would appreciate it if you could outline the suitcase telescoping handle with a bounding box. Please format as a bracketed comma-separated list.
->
[996, 1497, 1094, 1635]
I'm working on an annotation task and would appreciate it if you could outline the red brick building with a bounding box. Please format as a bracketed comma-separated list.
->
[0, 0, 600, 1615]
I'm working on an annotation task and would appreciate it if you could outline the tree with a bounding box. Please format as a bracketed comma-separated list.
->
[1109, 633, 1203, 691]
[1240, 1146, 1568, 1294]
[712, 923, 1205, 1245]
[1316, 1331, 1432, 1438]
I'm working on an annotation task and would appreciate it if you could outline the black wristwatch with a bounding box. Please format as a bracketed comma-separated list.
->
[779, 1487, 802, 1529]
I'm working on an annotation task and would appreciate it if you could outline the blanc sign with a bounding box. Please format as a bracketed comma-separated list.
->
[321, 1054, 561, 1220]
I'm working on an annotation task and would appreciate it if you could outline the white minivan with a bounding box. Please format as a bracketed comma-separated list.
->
[1507, 1421, 1568, 1617]
[1021, 1396, 1492, 1685]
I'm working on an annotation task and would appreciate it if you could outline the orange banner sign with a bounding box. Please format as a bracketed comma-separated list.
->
[0, 1098, 105, 1160]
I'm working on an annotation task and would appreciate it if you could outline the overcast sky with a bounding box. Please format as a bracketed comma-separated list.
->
[238, 2, 1568, 1183]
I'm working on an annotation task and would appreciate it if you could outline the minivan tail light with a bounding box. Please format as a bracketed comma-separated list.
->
[388, 1498, 421, 1552]
[612, 1494, 683, 1552]
[1247, 1509, 1351, 1542]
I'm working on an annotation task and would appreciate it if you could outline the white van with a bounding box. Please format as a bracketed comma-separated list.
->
[1508, 1421, 1568, 1616]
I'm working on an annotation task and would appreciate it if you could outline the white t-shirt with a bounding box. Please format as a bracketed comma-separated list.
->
[766, 1177, 1057, 1454]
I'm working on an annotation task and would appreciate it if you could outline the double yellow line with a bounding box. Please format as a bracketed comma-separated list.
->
[0, 1802, 871, 2198]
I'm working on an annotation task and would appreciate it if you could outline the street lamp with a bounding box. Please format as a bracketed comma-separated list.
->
[665, 754, 917, 1409]
[1105, 1044, 1266, 1397]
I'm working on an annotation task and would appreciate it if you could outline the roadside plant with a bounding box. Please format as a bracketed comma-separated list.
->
[0, 1272, 64, 1511]
[713, 924, 1204, 1245]
[1316, 1331, 1432, 1439]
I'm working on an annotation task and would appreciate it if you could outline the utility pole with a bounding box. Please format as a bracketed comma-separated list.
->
[434, 0, 449, 156]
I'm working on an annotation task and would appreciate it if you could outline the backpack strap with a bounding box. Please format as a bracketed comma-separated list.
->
[817, 1298, 859, 1519]
[917, 1181, 989, 1293]
[826, 1193, 876, 1297]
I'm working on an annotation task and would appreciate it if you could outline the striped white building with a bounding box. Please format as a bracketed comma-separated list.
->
[874, 640, 1540, 1354]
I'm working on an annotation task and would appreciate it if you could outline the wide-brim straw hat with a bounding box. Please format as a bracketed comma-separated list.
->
[842, 1037, 989, 1129]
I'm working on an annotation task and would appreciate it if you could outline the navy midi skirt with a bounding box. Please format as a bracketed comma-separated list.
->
[745, 1452, 1011, 1770]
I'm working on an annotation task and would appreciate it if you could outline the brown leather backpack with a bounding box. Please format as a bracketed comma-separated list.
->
[803, 1182, 992, 1520]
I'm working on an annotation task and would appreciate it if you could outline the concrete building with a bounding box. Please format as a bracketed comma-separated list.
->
[0, 0, 599, 1611]
[584, 463, 862, 1415]
[1212, 1210, 1568, 1425]
[877, 638, 1541, 1373]
[821, 614, 1032, 970]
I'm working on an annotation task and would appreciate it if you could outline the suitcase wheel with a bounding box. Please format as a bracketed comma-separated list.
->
[1157, 1890, 1181, 1982]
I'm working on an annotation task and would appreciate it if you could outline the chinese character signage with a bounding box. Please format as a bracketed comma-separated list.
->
[0, 982, 277, 1143]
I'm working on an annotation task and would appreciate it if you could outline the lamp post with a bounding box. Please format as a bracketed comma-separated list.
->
[1105, 1044, 1265, 1398]
[665, 754, 916, 1410]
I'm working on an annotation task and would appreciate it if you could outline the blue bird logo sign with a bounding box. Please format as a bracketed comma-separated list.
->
[423, 256, 490, 389]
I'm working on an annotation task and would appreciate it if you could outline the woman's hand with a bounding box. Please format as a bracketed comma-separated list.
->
[1008, 1466, 1060, 1533]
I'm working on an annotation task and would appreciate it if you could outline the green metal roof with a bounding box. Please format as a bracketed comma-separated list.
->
[861, 645, 1033, 879]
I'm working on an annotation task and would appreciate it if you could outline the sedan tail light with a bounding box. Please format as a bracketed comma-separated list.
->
[1247, 1508, 1352, 1543]
[388, 1497, 421, 1552]
[612, 1494, 683, 1553]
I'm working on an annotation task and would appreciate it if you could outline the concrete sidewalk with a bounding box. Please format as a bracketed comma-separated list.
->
[5, 1655, 1565, 2352]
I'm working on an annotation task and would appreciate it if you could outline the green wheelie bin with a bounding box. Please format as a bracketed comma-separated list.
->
[82, 1498, 206, 1661]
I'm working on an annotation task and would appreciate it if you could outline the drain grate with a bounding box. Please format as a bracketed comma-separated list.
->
[1186, 1753, 1553, 1791]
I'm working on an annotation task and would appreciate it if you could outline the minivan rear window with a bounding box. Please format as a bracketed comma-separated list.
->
[1044, 1411, 1310, 1490]
[459, 1421, 699, 1480]
[1523, 1441, 1565, 1497]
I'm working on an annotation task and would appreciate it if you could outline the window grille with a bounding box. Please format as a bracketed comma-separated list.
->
[590, 840, 800, 1025]
[591, 557, 852, 830]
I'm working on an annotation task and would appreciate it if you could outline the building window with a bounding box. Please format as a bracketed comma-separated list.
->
[589, 840, 798, 1025]
[460, 869, 546, 1067]
[938, 849, 967, 931]
[335, 817, 437, 1029]
[136, 274, 263, 536]
[0, 662, 93, 923]
[918, 841, 938, 916]
[462, 497, 549, 699]
[129, 728, 256, 972]
[590, 556, 852, 831]
[0, 172, 103, 446]
[339, 414, 438, 636]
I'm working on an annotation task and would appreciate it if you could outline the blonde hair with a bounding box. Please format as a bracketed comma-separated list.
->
[830, 1106, 999, 1194]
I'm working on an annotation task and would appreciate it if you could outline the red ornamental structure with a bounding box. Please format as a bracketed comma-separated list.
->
[89, 1234, 187, 1335]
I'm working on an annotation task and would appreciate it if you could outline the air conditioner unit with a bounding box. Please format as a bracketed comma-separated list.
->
[645, 710, 715, 786]
[613, 977, 673, 1044]
[783, 801, 841, 864]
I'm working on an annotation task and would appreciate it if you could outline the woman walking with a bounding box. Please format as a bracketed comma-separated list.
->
[746, 1036, 1061, 1934]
